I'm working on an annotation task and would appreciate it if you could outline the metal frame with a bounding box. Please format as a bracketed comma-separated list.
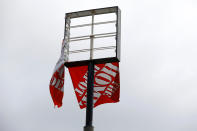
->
[63, 7, 121, 131]
[64, 6, 121, 67]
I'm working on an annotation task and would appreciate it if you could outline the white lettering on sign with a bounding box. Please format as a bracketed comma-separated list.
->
[79, 95, 87, 106]
[83, 72, 88, 83]
[51, 77, 56, 86]
[95, 73, 111, 85]
[104, 81, 119, 97]
[75, 65, 100, 96]
[76, 63, 119, 107]
[104, 84, 113, 97]
[75, 82, 87, 96]
[51, 66, 64, 92]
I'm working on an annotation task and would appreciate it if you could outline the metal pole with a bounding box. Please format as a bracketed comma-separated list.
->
[84, 61, 94, 131]
[84, 12, 95, 131]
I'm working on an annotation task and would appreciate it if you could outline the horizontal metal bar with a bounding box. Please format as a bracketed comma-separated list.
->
[70, 37, 90, 42]
[70, 23, 92, 28]
[70, 35, 90, 40]
[70, 32, 116, 42]
[70, 32, 116, 40]
[93, 46, 116, 51]
[70, 48, 90, 54]
[94, 32, 116, 37]
[69, 46, 116, 54]
[66, 6, 118, 18]
[70, 20, 116, 28]
[94, 34, 116, 39]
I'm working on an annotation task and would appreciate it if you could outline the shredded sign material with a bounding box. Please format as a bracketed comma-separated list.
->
[49, 40, 120, 108]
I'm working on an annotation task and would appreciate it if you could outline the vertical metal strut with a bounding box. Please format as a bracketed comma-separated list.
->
[84, 61, 94, 131]
[90, 13, 94, 60]
[84, 12, 95, 131]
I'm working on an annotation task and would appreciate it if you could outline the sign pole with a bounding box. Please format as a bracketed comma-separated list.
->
[63, 7, 121, 131]
[84, 12, 95, 131]
[84, 61, 94, 131]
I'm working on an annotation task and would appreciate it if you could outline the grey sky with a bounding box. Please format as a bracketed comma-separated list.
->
[1, 0, 197, 131]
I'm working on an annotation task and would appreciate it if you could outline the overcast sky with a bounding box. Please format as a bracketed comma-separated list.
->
[1, 0, 197, 131]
